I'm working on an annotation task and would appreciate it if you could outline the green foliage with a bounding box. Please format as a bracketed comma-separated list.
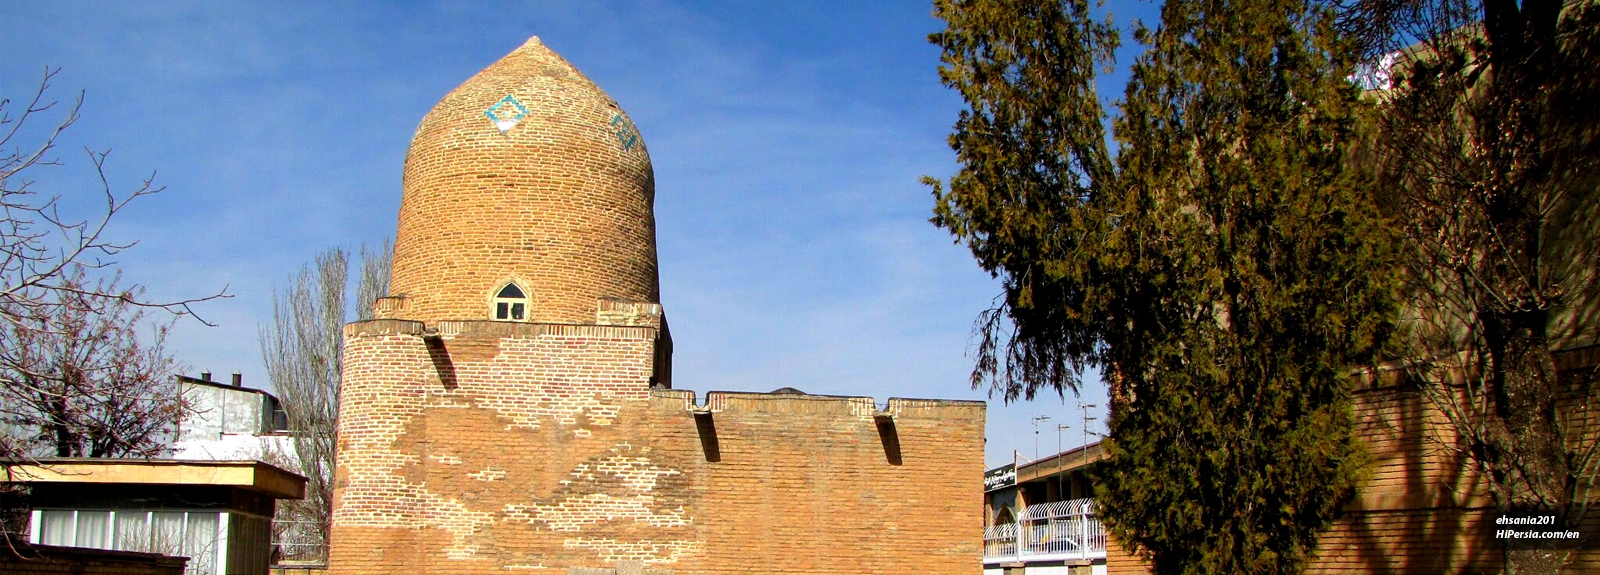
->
[929, 0, 1400, 572]
[925, 0, 1119, 402]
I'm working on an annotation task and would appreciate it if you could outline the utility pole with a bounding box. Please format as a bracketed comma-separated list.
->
[1055, 423, 1071, 473]
[1078, 403, 1098, 467]
[1030, 415, 1051, 461]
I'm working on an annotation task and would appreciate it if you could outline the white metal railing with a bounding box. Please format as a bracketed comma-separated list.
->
[983, 522, 1017, 558]
[983, 498, 1106, 563]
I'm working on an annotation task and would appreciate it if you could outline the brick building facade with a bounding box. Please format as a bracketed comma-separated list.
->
[326, 37, 985, 575]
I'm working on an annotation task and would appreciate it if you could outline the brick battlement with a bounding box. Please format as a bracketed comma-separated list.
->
[330, 317, 984, 574]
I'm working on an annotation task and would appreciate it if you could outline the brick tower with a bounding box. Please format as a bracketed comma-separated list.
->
[328, 37, 984, 575]
[389, 36, 659, 326]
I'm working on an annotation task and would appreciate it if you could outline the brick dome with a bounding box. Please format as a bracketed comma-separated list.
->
[389, 36, 660, 325]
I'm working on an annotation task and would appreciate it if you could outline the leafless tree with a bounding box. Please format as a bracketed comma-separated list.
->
[1, 67, 226, 543]
[1340, 1, 1600, 572]
[0, 265, 182, 458]
[1, 67, 226, 332]
[259, 243, 390, 563]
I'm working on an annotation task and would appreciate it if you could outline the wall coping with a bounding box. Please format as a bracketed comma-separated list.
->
[2, 458, 306, 500]
[650, 389, 984, 419]
[344, 318, 657, 340]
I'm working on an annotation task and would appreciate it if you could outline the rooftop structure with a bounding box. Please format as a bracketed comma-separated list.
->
[6, 459, 306, 575]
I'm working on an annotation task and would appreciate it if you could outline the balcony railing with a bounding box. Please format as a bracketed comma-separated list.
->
[983, 498, 1106, 563]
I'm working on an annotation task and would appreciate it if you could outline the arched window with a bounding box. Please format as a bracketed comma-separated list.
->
[492, 283, 528, 321]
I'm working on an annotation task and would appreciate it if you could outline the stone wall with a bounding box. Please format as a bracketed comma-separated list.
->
[328, 318, 985, 575]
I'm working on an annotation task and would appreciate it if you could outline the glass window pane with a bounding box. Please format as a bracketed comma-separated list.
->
[75, 510, 110, 549]
[40, 510, 74, 546]
[151, 511, 185, 556]
[184, 512, 219, 575]
[114, 511, 150, 552]
[497, 284, 525, 298]
[511, 303, 524, 320]
[496, 302, 509, 319]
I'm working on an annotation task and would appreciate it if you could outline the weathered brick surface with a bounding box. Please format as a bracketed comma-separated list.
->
[390, 36, 659, 325]
[328, 317, 984, 574]
[650, 392, 985, 574]
[335, 35, 986, 575]
[1104, 534, 1149, 575]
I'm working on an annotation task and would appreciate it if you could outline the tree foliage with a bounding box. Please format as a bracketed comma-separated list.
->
[259, 243, 390, 562]
[0, 67, 227, 466]
[928, 0, 1398, 572]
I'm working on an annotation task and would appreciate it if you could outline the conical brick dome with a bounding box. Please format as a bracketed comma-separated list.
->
[389, 36, 659, 325]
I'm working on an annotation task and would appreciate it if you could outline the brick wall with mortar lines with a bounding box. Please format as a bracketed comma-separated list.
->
[329, 318, 985, 574]
[648, 391, 986, 575]
[1103, 370, 1600, 574]
[329, 319, 683, 574]
[390, 36, 660, 326]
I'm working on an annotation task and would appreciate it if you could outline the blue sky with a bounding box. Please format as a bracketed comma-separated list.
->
[2, 1, 1162, 468]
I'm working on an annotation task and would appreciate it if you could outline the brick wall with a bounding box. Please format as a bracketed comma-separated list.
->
[389, 36, 660, 326]
[328, 316, 985, 575]
[1103, 371, 1600, 574]
[649, 391, 985, 574]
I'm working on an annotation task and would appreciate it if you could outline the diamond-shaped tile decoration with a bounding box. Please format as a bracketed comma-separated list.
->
[484, 95, 530, 133]
[610, 114, 640, 152]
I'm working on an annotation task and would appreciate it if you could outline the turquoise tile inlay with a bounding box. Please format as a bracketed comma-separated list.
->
[485, 95, 530, 133]
[610, 114, 640, 152]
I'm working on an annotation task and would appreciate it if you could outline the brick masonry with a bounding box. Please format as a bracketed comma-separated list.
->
[389, 37, 660, 326]
[1102, 368, 1600, 573]
[328, 317, 984, 574]
[330, 36, 985, 574]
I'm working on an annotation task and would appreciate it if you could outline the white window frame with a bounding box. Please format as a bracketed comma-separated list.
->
[492, 281, 530, 321]
[29, 508, 229, 575]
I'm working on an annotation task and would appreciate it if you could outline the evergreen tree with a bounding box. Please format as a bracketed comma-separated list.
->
[927, 0, 1398, 572]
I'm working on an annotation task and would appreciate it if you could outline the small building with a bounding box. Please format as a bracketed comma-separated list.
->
[983, 442, 1108, 575]
[5, 458, 306, 575]
[171, 373, 291, 462]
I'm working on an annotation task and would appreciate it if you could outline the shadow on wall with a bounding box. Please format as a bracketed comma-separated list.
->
[423, 335, 457, 390]
[1324, 381, 1497, 574]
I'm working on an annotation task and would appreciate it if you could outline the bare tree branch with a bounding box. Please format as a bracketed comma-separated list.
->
[260, 242, 390, 563]
[0, 67, 228, 330]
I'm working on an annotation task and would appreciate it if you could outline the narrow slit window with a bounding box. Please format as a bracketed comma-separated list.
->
[493, 283, 529, 321]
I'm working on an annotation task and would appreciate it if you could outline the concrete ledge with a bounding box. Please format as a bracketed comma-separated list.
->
[342, 319, 661, 341]
[434, 320, 656, 340]
[343, 319, 426, 338]
[648, 389, 984, 420]
[3, 458, 306, 500]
